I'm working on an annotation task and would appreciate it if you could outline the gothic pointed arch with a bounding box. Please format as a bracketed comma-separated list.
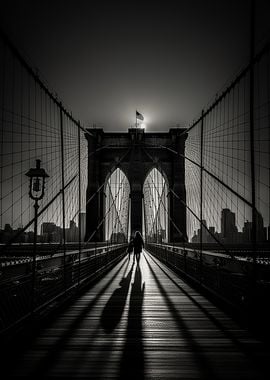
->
[105, 168, 130, 242]
[143, 167, 169, 243]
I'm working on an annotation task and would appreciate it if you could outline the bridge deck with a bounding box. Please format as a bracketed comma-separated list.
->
[4, 251, 270, 379]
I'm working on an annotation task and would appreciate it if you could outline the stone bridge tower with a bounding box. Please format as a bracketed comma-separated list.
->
[85, 127, 187, 242]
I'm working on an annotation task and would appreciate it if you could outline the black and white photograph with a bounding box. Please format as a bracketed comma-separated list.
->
[1, 1, 270, 378]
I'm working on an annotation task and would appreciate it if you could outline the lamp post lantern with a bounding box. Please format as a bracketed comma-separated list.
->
[25, 159, 49, 311]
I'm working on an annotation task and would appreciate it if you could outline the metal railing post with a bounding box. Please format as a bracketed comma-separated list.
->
[31, 199, 39, 313]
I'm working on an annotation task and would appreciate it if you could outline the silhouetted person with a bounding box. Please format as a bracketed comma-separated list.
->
[127, 237, 134, 260]
[133, 231, 144, 262]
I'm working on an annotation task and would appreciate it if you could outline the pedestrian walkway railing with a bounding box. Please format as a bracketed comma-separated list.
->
[146, 242, 270, 328]
[0, 243, 127, 335]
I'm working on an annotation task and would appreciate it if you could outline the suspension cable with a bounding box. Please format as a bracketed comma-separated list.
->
[143, 147, 234, 257]
[142, 148, 185, 239]
[143, 143, 253, 209]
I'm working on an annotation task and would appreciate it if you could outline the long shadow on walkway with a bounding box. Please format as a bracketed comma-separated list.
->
[119, 262, 145, 379]
[24, 257, 129, 378]
[149, 254, 269, 361]
[101, 262, 134, 332]
[144, 254, 215, 379]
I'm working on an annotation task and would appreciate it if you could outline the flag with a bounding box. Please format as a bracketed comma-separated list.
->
[136, 110, 144, 121]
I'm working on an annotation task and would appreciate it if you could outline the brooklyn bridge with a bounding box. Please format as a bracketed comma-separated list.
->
[1, 1, 270, 379]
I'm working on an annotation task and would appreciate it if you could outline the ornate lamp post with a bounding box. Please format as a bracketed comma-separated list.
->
[25, 159, 49, 311]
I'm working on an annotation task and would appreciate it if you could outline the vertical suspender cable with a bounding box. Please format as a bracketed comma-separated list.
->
[78, 122, 81, 286]
[249, 0, 257, 269]
[59, 103, 66, 290]
[200, 110, 204, 283]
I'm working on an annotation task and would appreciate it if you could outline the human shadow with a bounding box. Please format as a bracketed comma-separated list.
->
[28, 257, 129, 378]
[119, 263, 145, 379]
[101, 263, 134, 333]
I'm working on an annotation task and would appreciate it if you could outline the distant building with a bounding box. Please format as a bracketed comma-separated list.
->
[66, 220, 79, 242]
[256, 211, 267, 242]
[201, 220, 209, 243]
[221, 208, 238, 243]
[0, 224, 26, 243]
[25, 231, 35, 243]
[79, 212, 86, 241]
[41, 222, 57, 235]
[242, 221, 252, 242]
[191, 222, 216, 243]
[4, 224, 13, 233]
[41, 222, 59, 242]
[208, 226, 216, 243]
[241, 212, 267, 243]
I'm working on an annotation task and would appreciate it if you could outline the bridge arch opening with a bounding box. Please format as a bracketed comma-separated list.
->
[104, 168, 130, 242]
[143, 168, 169, 243]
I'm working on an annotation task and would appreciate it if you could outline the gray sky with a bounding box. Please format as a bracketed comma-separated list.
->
[1, 1, 268, 131]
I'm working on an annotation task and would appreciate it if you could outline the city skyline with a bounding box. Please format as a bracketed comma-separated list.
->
[191, 208, 269, 244]
[0, 212, 86, 244]
[2, 207, 270, 245]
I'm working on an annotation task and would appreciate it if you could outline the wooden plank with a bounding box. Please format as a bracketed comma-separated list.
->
[3, 251, 270, 379]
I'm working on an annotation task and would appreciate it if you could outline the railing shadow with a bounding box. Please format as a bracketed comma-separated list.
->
[144, 254, 214, 379]
[101, 262, 134, 333]
[147, 252, 269, 376]
[119, 262, 145, 379]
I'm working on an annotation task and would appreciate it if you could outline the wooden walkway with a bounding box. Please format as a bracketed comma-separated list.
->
[4, 251, 270, 379]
